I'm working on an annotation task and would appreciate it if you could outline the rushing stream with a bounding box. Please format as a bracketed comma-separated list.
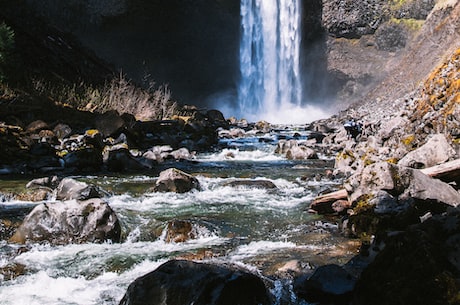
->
[0, 125, 358, 305]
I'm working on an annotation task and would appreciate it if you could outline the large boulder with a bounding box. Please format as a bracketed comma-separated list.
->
[398, 134, 456, 168]
[353, 211, 460, 305]
[9, 198, 121, 245]
[346, 162, 460, 214]
[119, 260, 271, 305]
[153, 168, 200, 193]
[294, 264, 357, 304]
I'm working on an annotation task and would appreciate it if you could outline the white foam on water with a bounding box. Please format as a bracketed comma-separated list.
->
[228, 240, 298, 261]
[196, 148, 284, 162]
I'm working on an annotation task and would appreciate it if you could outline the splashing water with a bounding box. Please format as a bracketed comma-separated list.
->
[238, 0, 303, 122]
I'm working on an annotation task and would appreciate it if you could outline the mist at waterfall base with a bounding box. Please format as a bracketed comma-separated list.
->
[213, 92, 333, 124]
[210, 0, 332, 124]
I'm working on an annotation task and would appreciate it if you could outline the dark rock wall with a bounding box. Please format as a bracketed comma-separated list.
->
[21, 0, 329, 107]
[13, 0, 444, 111]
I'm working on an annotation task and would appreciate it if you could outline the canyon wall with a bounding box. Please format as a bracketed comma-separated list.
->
[15, 0, 460, 111]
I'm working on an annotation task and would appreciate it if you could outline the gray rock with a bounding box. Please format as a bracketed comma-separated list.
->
[153, 168, 200, 193]
[56, 177, 105, 201]
[398, 134, 456, 168]
[9, 198, 121, 245]
[26, 176, 61, 191]
[286, 145, 318, 160]
[322, 0, 384, 38]
[346, 162, 460, 213]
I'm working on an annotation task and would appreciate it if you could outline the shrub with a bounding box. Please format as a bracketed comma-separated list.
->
[31, 73, 179, 121]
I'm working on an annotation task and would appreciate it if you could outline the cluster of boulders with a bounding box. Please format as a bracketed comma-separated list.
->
[0, 106, 228, 175]
[297, 48, 460, 304]
[0, 168, 283, 304]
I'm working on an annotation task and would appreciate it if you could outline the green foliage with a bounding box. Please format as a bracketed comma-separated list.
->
[0, 22, 15, 81]
[390, 17, 424, 31]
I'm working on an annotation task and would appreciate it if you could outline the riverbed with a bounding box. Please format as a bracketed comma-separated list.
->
[0, 125, 358, 305]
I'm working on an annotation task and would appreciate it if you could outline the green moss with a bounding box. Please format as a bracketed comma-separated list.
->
[389, 17, 425, 32]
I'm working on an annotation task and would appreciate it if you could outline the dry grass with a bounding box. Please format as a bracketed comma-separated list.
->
[31, 73, 179, 121]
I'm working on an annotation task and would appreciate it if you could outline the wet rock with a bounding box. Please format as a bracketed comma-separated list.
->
[169, 147, 194, 161]
[223, 179, 277, 190]
[294, 264, 357, 304]
[153, 168, 200, 193]
[29, 142, 55, 156]
[286, 145, 318, 160]
[165, 220, 195, 243]
[26, 176, 61, 191]
[56, 177, 105, 201]
[13, 189, 50, 202]
[0, 219, 22, 241]
[398, 134, 456, 168]
[119, 259, 271, 305]
[9, 198, 121, 245]
[332, 199, 352, 214]
[275, 139, 296, 154]
[0, 263, 27, 281]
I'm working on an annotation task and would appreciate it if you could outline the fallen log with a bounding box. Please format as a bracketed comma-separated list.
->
[310, 158, 460, 212]
[312, 189, 348, 205]
[420, 158, 460, 181]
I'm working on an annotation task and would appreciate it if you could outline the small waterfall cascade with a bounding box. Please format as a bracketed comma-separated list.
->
[238, 0, 302, 121]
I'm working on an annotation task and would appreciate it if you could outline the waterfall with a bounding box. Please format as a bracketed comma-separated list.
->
[238, 0, 302, 122]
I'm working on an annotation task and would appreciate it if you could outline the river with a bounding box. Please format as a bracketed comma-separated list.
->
[0, 125, 358, 305]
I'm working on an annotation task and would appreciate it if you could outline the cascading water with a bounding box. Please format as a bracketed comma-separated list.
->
[238, 0, 302, 122]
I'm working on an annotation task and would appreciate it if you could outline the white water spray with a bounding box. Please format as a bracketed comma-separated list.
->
[238, 0, 306, 123]
[235, 0, 331, 123]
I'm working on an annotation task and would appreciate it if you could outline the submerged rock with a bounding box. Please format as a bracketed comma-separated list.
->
[165, 220, 195, 243]
[119, 260, 271, 305]
[153, 168, 200, 193]
[223, 179, 277, 190]
[9, 198, 121, 245]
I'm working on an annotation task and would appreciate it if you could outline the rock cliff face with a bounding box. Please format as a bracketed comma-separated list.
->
[10, 0, 460, 111]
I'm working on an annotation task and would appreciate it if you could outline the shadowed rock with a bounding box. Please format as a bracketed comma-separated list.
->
[119, 260, 271, 305]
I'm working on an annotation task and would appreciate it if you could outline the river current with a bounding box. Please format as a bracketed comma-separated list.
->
[0, 125, 357, 305]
